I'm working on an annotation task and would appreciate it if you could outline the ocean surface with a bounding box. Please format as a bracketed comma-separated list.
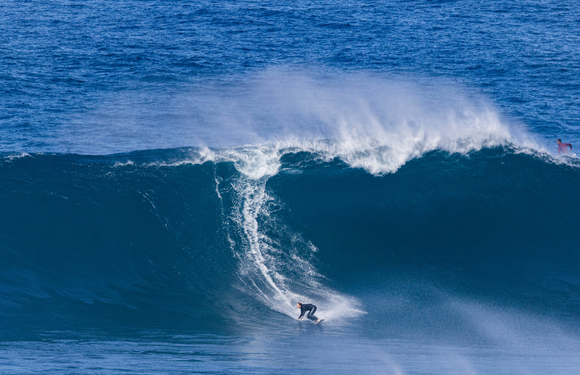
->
[1, 0, 580, 374]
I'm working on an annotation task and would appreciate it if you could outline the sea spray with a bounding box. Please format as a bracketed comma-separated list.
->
[16, 69, 542, 158]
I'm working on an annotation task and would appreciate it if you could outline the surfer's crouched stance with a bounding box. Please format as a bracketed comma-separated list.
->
[296, 302, 323, 324]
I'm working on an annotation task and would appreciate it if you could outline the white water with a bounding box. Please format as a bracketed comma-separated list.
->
[210, 146, 363, 320]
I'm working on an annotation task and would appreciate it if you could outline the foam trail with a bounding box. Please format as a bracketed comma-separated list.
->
[234, 177, 294, 311]
[219, 147, 363, 319]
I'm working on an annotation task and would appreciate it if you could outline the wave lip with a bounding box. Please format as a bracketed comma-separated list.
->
[181, 70, 543, 175]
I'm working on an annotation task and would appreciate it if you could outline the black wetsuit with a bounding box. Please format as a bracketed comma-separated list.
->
[298, 304, 318, 322]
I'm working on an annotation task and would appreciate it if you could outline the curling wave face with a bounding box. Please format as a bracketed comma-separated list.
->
[0, 140, 579, 337]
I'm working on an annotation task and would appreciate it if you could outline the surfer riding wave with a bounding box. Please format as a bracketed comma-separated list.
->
[297, 303, 323, 324]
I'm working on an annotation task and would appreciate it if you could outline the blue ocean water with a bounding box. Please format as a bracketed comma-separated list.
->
[1, 0, 580, 373]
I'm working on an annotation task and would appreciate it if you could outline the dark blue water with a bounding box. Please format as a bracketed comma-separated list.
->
[1, 0, 580, 373]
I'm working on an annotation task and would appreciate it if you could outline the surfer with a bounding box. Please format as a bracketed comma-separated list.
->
[557, 139, 573, 155]
[296, 302, 323, 324]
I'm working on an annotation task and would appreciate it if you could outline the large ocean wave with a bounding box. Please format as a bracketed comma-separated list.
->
[1, 140, 578, 337]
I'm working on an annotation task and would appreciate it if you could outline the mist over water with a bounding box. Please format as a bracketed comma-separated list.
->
[7, 69, 540, 161]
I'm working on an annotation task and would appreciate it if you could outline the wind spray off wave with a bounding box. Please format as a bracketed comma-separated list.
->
[21, 70, 543, 169]
[176, 70, 544, 174]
